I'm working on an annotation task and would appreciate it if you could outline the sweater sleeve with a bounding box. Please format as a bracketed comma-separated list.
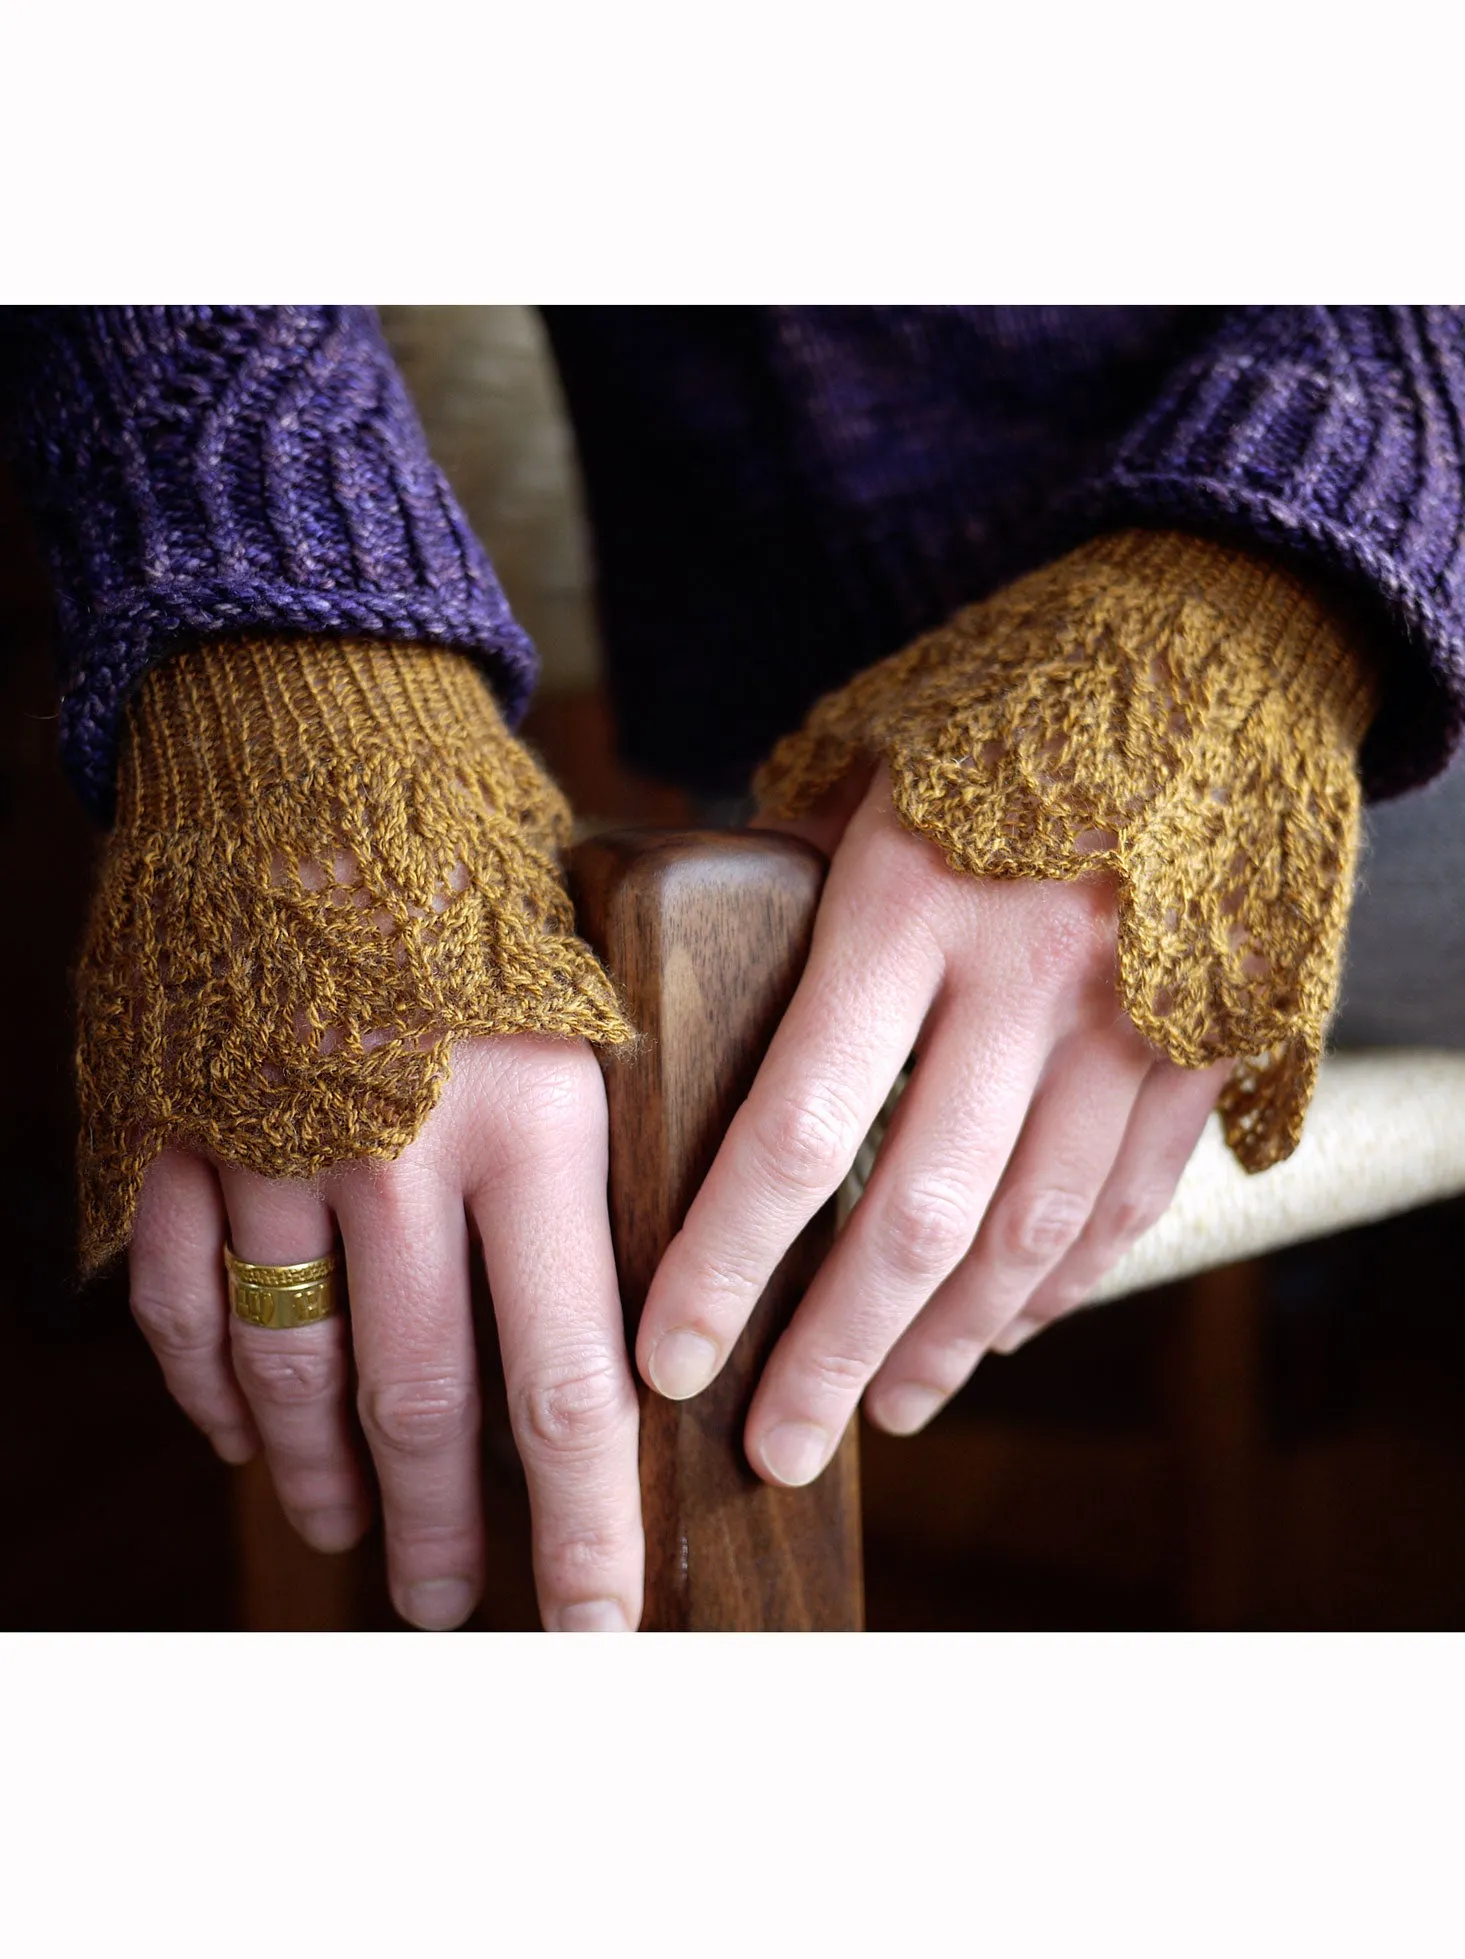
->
[0, 306, 539, 822]
[755, 529, 1380, 1177]
[1069, 306, 1465, 802]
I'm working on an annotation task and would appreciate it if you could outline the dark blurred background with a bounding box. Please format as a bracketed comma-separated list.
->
[5, 309, 1465, 1632]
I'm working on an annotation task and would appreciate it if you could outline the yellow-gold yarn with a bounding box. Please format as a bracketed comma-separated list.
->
[75, 636, 632, 1273]
[755, 530, 1379, 1175]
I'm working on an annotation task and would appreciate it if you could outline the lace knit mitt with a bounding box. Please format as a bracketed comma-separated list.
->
[76, 637, 632, 1274]
[755, 529, 1380, 1175]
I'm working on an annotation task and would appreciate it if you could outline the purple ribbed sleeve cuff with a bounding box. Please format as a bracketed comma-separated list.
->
[1077, 306, 1465, 799]
[1, 306, 537, 820]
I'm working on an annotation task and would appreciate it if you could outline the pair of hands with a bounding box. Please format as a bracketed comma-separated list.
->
[128, 765, 1228, 1631]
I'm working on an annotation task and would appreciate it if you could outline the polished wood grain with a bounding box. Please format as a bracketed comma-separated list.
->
[571, 830, 864, 1631]
[233, 1454, 363, 1631]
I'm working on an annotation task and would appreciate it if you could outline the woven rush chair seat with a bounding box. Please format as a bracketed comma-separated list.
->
[1089, 1051, 1465, 1303]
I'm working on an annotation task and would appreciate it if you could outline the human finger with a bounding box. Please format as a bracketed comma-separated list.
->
[128, 1148, 259, 1464]
[636, 809, 945, 1406]
[332, 1155, 483, 1634]
[863, 1015, 1154, 1433]
[739, 979, 1053, 1483]
[219, 1165, 371, 1555]
[992, 1055, 1231, 1351]
[467, 1039, 642, 1633]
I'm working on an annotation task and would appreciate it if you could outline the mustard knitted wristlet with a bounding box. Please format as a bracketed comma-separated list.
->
[755, 530, 1380, 1174]
[76, 637, 632, 1274]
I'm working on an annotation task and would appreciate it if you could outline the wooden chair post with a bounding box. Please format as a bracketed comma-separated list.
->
[571, 829, 865, 1631]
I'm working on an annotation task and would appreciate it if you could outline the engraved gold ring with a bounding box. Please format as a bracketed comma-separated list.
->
[224, 1245, 344, 1330]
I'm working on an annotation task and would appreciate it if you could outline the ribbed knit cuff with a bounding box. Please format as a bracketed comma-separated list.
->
[76, 635, 631, 1274]
[756, 529, 1380, 1173]
[1076, 307, 1465, 800]
[2, 306, 538, 822]
[121, 637, 539, 832]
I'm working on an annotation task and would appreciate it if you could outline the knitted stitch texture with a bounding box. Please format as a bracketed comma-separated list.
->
[7, 309, 1462, 824]
[754, 530, 1379, 1173]
[75, 637, 631, 1274]
[0, 307, 537, 822]
[544, 306, 1464, 803]
[1079, 307, 1465, 802]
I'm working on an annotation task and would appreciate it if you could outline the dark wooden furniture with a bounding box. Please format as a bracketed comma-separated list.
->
[571, 830, 863, 1631]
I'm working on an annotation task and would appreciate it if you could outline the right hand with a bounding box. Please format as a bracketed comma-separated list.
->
[127, 1034, 643, 1632]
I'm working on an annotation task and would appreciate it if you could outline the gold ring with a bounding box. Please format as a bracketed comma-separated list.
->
[224, 1245, 344, 1329]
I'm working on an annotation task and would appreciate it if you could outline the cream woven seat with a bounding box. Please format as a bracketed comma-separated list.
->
[1092, 1050, 1465, 1303]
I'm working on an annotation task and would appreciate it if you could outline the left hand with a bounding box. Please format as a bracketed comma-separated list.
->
[634, 763, 1231, 1483]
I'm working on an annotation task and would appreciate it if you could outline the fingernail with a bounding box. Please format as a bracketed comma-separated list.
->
[401, 1578, 476, 1631]
[648, 1327, 719, 1400]
[872, 1384, 945, 1435]
[759, 1420, 830, 1486]
[556, 1598, 631, 1633]
[295, 1506, 367, 1553]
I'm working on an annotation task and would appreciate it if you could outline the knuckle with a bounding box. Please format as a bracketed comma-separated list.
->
[504, 1043, 602, 1136]
[1000, 1184, 1093, 1263]
[360, 1374, 480, 1455]
[538, 1521, 633, 1596]
[234, 1341, 340, 1404]
[856, 847, 950, 958]
[515, 1356, 635, 1463]
[864, 820, 946, 901]
[1100, 1185, 1171, 1246]
[679, 1236, 764, 1301]
[347, 1159, 432, 1232]
[806, 1346, 874, 1397]
[1023, 925, 1085, 994]
[130, 1286, 215, 1359]
[1022, 890, 1117, 993]
[752, 1085, 860, 1194]
[877, 1177, 976, 1280]
[484, 1043, 606, 1181]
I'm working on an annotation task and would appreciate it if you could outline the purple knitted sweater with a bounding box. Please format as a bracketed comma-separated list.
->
[4, 305, 1464, 819]
[0, 307, 535, 819]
